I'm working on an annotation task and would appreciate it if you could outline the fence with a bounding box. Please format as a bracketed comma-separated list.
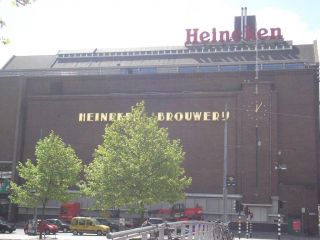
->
[107, 220, 233, 240]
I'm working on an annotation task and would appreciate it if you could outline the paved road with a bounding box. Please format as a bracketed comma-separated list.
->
[0, 229, 108, 240]
[1, 228, 319, 240]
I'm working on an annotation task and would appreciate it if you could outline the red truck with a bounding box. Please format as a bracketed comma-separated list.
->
[59, 202, 80, 222]
[151, 203, 203, 221]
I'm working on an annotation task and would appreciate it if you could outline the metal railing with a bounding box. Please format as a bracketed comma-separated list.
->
[107, 220, 233, 240]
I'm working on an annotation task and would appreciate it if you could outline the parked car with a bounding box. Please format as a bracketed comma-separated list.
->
[95, 218, 119, 232]
[0, 219, 16, 233]
[46, 218, 70, 232]
[70, 216, 110, 235]
[24, 219, 58, 235]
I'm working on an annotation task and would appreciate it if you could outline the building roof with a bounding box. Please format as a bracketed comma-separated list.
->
[1, 41, 318, 76]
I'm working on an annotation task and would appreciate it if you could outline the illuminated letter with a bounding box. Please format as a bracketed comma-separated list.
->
[231, 29, 241, 42]
[270, 28, 283, 40]
[212, 112, 219, 121]
[211, 28, 217, 43]
[79, 113, 86, 122]
[185, 29, 199, 45]
[117, 113, 124, 120]
[157, 112, 165, 121]
[257, 28, 268, 40]
[244, 26, 255, 41]
[200, 31, 210, 43]
[193, 112, 202, 121]
[109, 113, 116, 121]
[185, 112, 192, 121]
[219, 31, 230, 42]
[87, 113, 94, 122]
[204, 112, 211, 121]
[95, 113, 100, 122]
[221, 111, 230, 121]
[100, 113, 108, 121]
[166, 112, 174, 121]
[174, 112, 184, 121]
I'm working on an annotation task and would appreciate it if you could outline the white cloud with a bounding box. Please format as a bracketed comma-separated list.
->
[256, 7, 319, 44]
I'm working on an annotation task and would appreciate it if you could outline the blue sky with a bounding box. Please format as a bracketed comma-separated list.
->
[236, 0, 320, 31]
[0, 0, 319, 68]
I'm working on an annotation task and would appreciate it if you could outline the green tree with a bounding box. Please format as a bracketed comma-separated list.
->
[81, 101, 191, 220]
[9, 131, 82, 217]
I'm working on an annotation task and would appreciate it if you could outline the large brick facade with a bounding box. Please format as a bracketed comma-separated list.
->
[0, 34, 319, 231]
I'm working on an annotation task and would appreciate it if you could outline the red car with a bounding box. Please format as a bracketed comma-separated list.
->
[24, 219, 58, 235]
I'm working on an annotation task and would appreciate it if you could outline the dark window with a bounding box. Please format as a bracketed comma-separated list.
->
[140, 67, 157, 74]
[262, 63, 283, 70]
[86, 220, 93, 226]
[285, 63, 305, 69]
[78, 219, 85, 225]
[179, 66, 198, 73]
[220, 65, 239, 72]
[121, 68, 155, 74]
[120, 68, 133, 74]
[241, 64, 256, 71]
[199, 66, 219, 72]
[0, 162, 11, 172]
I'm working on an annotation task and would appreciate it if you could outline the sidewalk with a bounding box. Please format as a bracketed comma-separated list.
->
[235, 232, 319, 240]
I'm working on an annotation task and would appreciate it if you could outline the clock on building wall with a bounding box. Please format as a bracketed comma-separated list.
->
[245, 98, 268, 121]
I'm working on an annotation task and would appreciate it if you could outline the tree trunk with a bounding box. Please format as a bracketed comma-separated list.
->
[39, 201, 46, 240]
[139, 202, 145, 226]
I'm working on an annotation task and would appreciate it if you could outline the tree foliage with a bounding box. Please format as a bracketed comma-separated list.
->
[15, 0, 35, 6]
[0, 1, 35, 45]
[81, 101, 192, 217]
[9, 131, 82, 216]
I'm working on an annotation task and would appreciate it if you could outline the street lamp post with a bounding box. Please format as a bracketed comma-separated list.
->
[223, 104, 228, 222]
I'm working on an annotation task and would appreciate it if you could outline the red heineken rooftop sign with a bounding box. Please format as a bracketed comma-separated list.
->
[185, 27, 283, 45]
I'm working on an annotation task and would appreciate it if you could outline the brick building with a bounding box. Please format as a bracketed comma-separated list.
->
[0, 13, 319, 231]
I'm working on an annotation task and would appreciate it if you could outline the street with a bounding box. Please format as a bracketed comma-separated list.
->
[0, 228, 108, 240]
[0, 228, 319, 240]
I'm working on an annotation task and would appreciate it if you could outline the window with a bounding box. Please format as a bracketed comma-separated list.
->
[220, 65, 239, 72]
[140, 67, 157, 74]
[199, 66, 219, 73]
[0, 162, 11, 193]
[241, 64, 256, 71]
[120, 68, 133, 74]
[0, 162, 11, 172]
[121, 68, 155, 74]
[285, 63, 305, 69]
[86, 220, 93, 226]
[262, 63, 283, 70]
[179, 66, 198, 73]
[78, 219, 85, 225]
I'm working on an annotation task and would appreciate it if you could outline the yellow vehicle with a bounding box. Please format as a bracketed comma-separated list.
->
[70, 217, 110, 235]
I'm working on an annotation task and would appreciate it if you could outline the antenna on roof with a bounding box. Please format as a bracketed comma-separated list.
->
[254, 9, 259, 81]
